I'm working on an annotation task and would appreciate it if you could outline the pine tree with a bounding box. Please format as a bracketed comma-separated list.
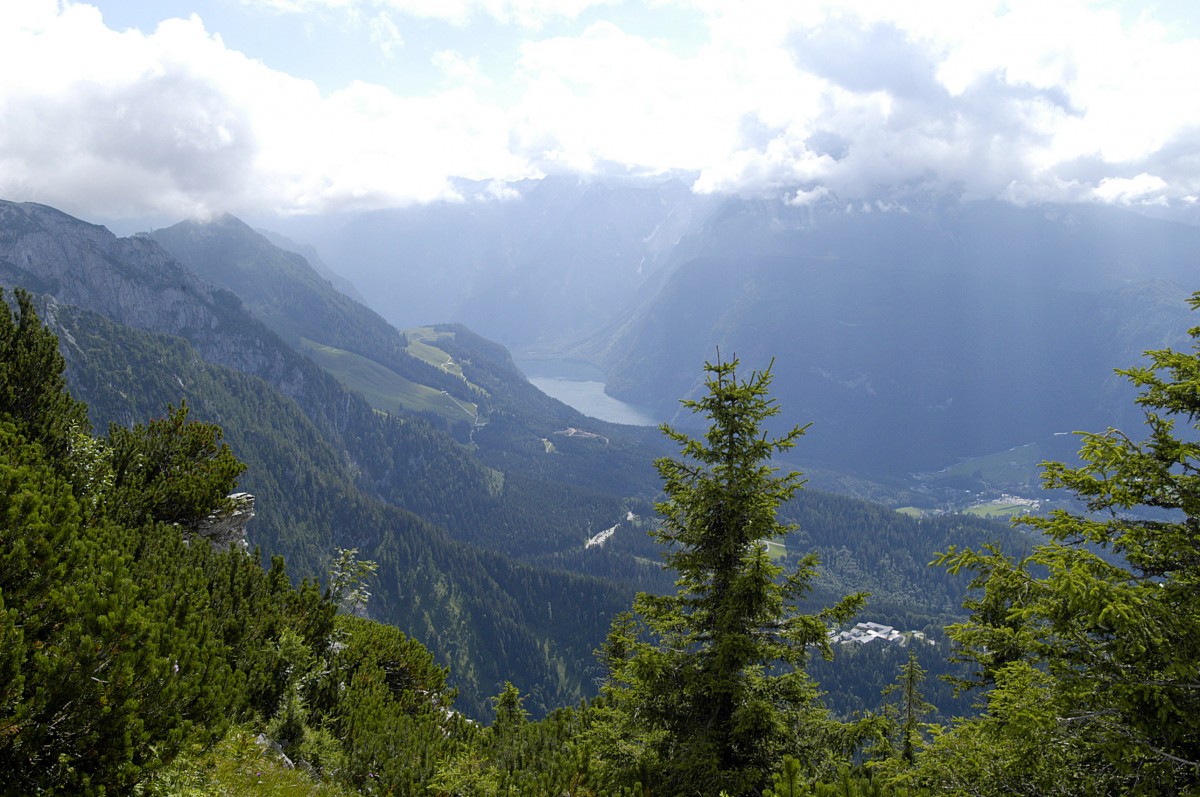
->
[933, 291, 1200, 794]
[0, 288, 89, 461]
[106, 401, 246, 530]
[882, 646, 932, 766]
[599, 357, 866, 796]
[490, 681, 529, 738]
[0, 295, 260, 792]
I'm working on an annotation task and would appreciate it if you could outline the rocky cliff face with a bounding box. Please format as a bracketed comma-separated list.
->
[185, 492, 255, 549]
[1, 202, 215, 328]
[0, 200, 358, 436]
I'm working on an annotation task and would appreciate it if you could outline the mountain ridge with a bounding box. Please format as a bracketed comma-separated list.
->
[0, 196, 1053, 723]
[0, 199, 642, 718]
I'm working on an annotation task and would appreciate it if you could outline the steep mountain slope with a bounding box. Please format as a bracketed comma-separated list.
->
[147, 215, 464, 400]
[257, 225, 369, 302]
[264, 174, 715, 348]
[0, 199, 636, 718]
[144, 213, 670, 570]
[590, 197, 1199, 478]
[0, 197, 1039, 721]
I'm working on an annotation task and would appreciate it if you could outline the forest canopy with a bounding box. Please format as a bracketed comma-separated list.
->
[4, 286, 1200, 795]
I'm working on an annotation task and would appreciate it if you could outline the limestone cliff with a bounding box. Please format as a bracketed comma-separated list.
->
[0, 202, 305, 387]
[0, 200, 370, 445]
[185, 492, 255, 549]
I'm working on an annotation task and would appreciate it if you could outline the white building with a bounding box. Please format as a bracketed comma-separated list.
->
[830, 621, 906, 645]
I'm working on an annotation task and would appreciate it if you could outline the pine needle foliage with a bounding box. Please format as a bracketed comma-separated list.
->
[931, 291, 1200, 795]
[598, 357, 867, 796]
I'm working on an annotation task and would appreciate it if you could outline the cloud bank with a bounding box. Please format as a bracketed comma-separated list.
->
[1, 0, 1198, 219]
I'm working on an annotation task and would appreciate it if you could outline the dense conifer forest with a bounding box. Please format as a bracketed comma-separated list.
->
[3, 285, 1199, 795]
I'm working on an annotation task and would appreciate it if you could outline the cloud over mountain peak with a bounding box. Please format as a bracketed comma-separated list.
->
[2, 1, 1198, 220]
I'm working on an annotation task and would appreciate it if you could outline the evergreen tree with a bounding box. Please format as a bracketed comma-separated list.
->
[490, 681, 529, 738]
[598, 357, 866, 796]
[932, 291, 1200, 795]
[106, 401, 246, 530]
[0, 288, 89, 463]
[0, 295, 245, 793]
[881, 646, 933, 766]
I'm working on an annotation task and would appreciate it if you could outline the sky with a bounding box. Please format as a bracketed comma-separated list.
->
[2, 0, 1199, 224]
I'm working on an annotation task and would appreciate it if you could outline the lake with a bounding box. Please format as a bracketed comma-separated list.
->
[518, 360, 661, 427]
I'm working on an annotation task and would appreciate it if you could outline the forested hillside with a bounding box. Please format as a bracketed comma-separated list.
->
[0, 200, 1035, 720]
[7, 287, 1197, 796]
[0, 200, 648, 718]
[147, 212, 669, 565]
[0, 289, 456, 794]
[55, 297, 647, 720]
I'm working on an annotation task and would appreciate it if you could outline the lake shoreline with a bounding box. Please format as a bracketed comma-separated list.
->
[517, 359, 660, 427]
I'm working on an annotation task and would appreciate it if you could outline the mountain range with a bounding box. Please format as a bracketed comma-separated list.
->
[266, 181, 1199, 493]
[0, 199, 660, 718]
[0, 191, 1150, 722]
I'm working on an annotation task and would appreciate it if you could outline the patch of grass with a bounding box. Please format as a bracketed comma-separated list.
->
[920, 443, 1047, 487]
[300, 337, 477, 423]
[963, 502, 1036, 519]
[895, 506, 925, 518]
[765, 540, 787, 561]
[141, 726, 354, 797]
[404, 327, 467, 378]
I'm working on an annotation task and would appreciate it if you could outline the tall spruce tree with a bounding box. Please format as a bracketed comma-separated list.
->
[0, 289, 89, 461]
[597, 357, 866, 796]
[929, 291, 1200, 795]
[883, 646, 933, 767]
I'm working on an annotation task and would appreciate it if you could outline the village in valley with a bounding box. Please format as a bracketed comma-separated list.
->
[830, 622, 934, 647]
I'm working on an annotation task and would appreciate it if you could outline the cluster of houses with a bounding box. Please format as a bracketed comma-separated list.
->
[829, 622, 932, 646]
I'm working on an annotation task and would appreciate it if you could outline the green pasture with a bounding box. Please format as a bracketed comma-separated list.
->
[300, 337, 477, 423]
[920, 443, 1047, 487]
[963, 501, 1036, 519]
[404, 327, 466, 377]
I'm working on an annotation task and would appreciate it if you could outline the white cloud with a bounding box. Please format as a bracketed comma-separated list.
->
[368, 11, 404, 58]
[2, 0, 1199, 219]
[1093, 173, 1169, 205]
[242, 0, 615, 27]
[0, 2, 530, 217]
[786, 186, 829, 206]
[0, 6, 261, 217]
[432, 49, 490, 86]
[510, 20, 750, 175]
[682, 0, 1200, 207]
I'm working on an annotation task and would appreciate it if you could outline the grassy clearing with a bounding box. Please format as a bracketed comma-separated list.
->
[404, 327, 466, 378]
[921, 443, 1047, 487]
[765, 540, 787, 561]
[142, 726, 353, 797]
[895, 506, 925, 518]
[963, 501, 1035, 519]
[300, 338, 476, 423]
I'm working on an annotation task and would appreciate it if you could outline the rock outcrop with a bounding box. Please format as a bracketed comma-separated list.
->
[0, 200, 372, 449]
[184, 492, 255, 549]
